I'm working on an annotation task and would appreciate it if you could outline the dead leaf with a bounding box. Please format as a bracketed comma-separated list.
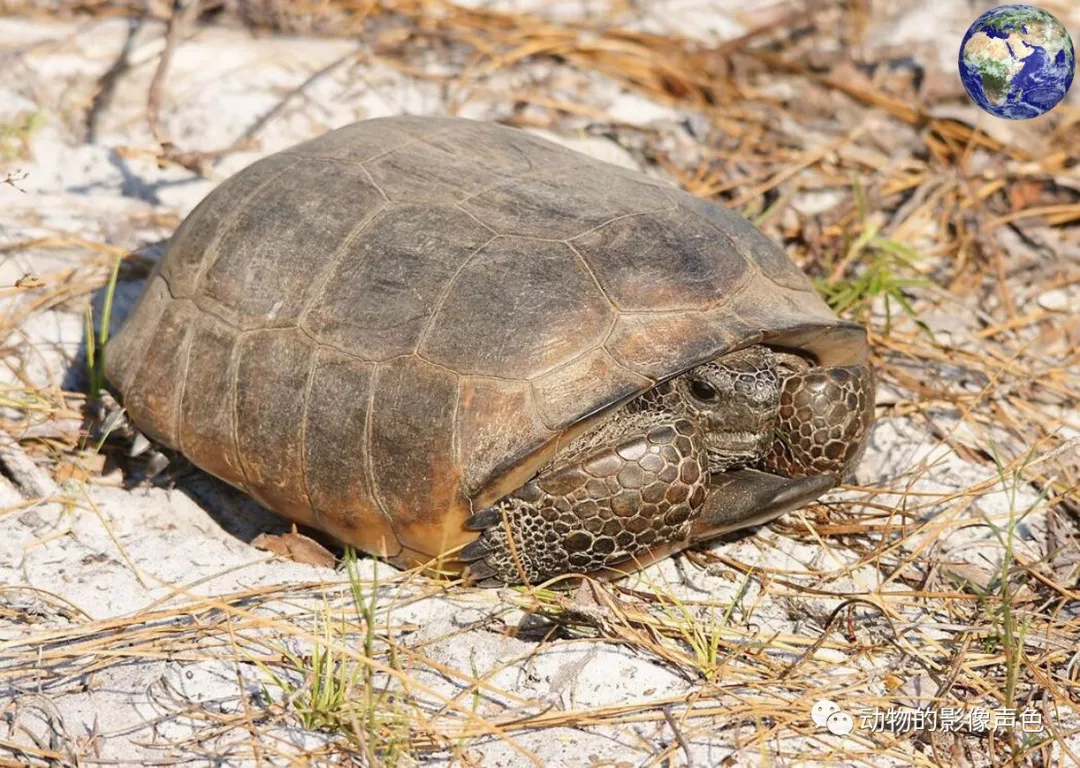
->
[53, 453, 105, 484]
[54, 461, 88, 484]
[14, 274, 44, 289]
[21, 418, 83, 442]
[1009, 180, 1046, 211]
[252, 530, 337, 568]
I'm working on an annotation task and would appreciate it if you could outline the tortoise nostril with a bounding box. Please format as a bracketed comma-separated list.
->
[735, 376, 777, 405]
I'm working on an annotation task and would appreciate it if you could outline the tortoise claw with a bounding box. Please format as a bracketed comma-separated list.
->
[459, 537, 492, 562]
[100, 407, 129, 438]
[464, 507, 503, 531]
[130, 432, 151, 458]
[692, 469, 836, 540]
[144, 451, 170, 479]
[463, 559, 498, 582]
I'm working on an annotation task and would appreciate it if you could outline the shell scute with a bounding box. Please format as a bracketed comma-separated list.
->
[572, 204, 752, 312]
[200, 163, 384, 330]
[303, 203, 490, 359]
[461, 164, 673, 240]
[419, 238, 614, 379]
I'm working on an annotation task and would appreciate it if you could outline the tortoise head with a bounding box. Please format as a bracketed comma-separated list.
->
[672, 345, 872, 480]
[671, 346, 785, 472]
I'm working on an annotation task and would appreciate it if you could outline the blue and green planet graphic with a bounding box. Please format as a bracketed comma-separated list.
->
[959, 4, 1075, 119]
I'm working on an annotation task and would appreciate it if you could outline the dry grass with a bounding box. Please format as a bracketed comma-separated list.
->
[0, 0, 1078, 765]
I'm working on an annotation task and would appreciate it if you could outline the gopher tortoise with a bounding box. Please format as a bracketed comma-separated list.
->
[106, 116, 874, 585]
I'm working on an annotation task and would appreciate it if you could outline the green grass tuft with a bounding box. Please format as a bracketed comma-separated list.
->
[0, 111, 45, 162]
[256, 550, 415, 765]
[816, 179, 933, 338]
[85, 256, 122, 400]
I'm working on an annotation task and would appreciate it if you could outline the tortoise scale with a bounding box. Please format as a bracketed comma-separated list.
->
[105, 116, 874, 585]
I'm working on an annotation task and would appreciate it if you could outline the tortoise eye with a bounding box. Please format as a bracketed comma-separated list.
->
[689, 379, 719, 402]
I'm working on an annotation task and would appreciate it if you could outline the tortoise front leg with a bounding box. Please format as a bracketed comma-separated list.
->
[760, 363, 875, 480]
[460, 420, 710, 586]
[460, 456, 835, 586]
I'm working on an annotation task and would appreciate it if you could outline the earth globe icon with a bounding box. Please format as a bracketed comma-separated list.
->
[959, 4, 1075, 119]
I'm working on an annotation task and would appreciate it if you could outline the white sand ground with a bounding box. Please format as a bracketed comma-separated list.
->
[1, 3, 1078, 765]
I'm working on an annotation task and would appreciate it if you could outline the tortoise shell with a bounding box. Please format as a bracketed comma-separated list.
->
[105, 116, 867, 569]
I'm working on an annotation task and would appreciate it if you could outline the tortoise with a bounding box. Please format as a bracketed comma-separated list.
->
[105, 116, 874, 586]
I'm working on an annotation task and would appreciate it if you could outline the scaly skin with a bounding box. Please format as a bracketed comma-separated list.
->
[460, 345, 874, 585]
[759, 362, 875, 480]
